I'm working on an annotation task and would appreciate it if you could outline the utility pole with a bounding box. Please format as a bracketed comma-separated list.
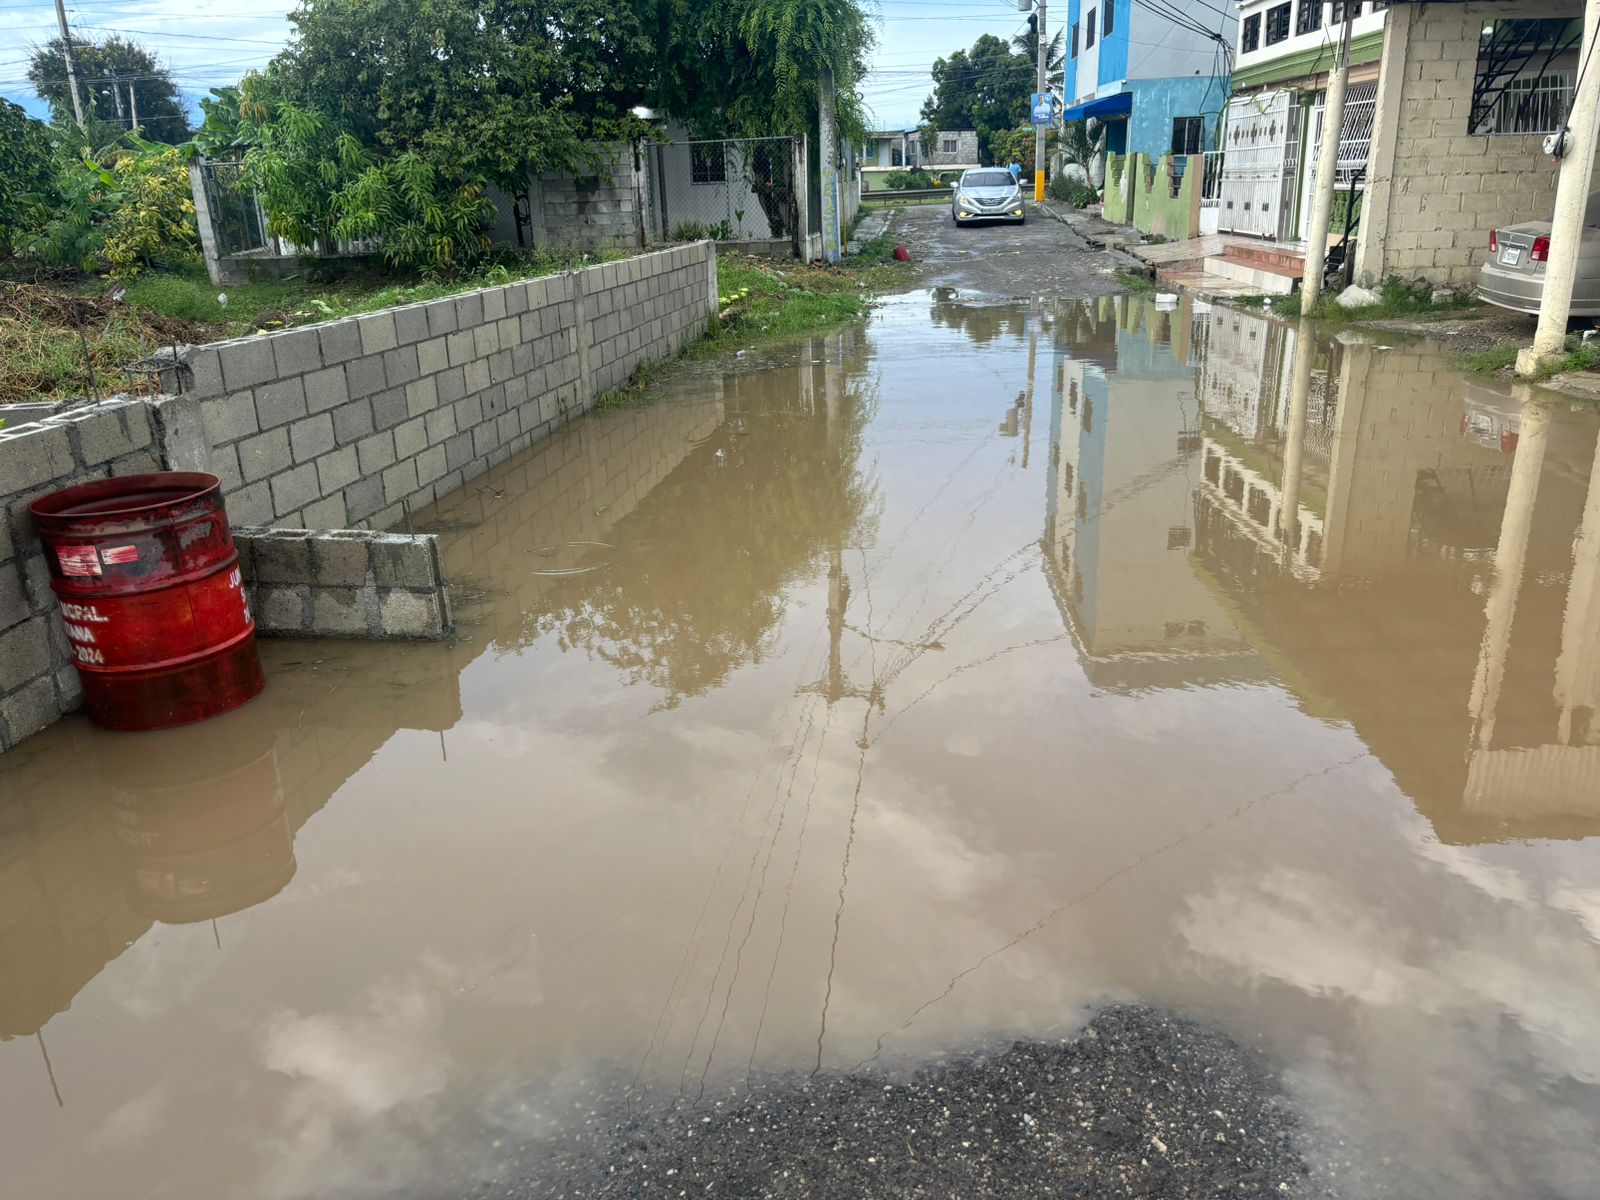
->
[1034, 0, 1048, 203]
[52, 0, 86, 132]
[1519, 0, 1600, 375]
[1300, 0, 1355, 313]
[129, 82, 138, 131]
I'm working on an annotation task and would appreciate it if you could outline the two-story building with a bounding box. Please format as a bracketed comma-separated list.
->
[1207, 1, 1583, 294]
[1058, 0, 1235, 162]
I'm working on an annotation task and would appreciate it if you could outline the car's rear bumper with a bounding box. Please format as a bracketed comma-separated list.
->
[1478, 261, 1600, 316]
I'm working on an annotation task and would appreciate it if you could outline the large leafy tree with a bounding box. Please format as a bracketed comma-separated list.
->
[0, 100, 55, 259]
[646, 0, 872, 239]
[28, 35, 190, 143]
[236, 0, 656, 270]
[919, 33, 1033, 165]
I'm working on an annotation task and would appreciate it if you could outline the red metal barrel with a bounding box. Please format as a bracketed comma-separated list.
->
[29, 472, 264, 732]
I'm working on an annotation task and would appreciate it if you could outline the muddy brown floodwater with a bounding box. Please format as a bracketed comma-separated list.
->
[4, 292, 1600, 1199]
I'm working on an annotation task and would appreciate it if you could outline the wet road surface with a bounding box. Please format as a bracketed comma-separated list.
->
[3, 294, 1600, 1199]
[891, 201, 1138, 297]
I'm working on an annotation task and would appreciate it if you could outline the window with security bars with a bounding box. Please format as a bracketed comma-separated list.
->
[1475, 73, 1571, 134]
[1265, 3, 1291, 44]
[690, 143, 726, 184]
[1296, 0, 1322, 35]
[1172, 116, 1204, 156]
[1330, 1, 1360, 20]
[1242, 13, 1261, 51]
[1167, 526, 1192, 550]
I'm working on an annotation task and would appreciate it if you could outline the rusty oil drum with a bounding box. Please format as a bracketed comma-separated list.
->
[29, 472, 264, 731]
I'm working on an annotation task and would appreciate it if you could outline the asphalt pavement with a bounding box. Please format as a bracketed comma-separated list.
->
[886, 201, 1140, 299]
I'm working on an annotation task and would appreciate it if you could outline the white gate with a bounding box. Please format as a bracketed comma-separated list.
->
[1298, 82, 1378, 241]
[1219, 91, 1296, 239]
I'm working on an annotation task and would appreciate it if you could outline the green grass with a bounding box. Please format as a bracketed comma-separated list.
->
[596, 249, 915, 409]
[1268, 277, 1481, 322]
[112, 249, 628, 336]
[1453, 345, 1520, 374]
[4, 247, 638, 403]
[1452, 338, 1600, 380]
[1232, 294, 1269, 309]
[1116, 269, 1156, 293]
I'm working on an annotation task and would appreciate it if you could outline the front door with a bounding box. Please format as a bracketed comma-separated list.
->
[1219, 91, 1295, 238]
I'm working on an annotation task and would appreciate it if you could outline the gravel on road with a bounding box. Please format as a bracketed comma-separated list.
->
[884, 202, 1141, 300]
[525, 1005, 1331, 1199]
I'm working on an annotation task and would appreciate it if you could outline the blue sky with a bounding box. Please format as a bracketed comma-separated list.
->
[0, 0, 1037, 133]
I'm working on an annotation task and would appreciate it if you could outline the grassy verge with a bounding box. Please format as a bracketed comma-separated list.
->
[1116, 269, 1156, 293]
[1454, 339, 1600, 379]
[3, 248, 632, 404]
[1266, 277, 1479, 322]
[596, 244, 915, 409]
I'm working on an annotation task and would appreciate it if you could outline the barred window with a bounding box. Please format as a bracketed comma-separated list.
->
[1296, 0, 1322, 35]
[1475, 73, 1571, 135]
[1242, 13, 1261, 51]
[1265, 3, 1291, 44]
[691, 143, 726, 184]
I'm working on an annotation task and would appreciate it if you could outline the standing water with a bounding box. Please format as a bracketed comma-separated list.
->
[2, 292, 1599, 1198]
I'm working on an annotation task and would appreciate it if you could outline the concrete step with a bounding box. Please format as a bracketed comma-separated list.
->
[1220, 243, 1306, 273]
[1202, 254, 1299, 295]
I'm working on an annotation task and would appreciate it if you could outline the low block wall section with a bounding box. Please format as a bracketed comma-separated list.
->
[178, 242, 718, 532]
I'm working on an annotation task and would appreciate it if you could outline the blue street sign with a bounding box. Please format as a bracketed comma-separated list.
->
[1030, 93, 1056, 125]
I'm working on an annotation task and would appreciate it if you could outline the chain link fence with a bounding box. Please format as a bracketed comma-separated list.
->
[641, 136, 802, 251]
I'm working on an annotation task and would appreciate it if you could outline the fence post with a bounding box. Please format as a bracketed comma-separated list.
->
[793, 134, 812, 260]
[188, 157, 225, 286]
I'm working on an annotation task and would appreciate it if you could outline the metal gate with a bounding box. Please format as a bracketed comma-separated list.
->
[1299, 82, 1378, 240]
[1218, 91, 1298, 239]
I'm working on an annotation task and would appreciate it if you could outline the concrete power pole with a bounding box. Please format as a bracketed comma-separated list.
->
[52, 0, 86, 132]
[1300, 0, 1356, 313]
[1034, 0, 1048, 202]
[1519, 0, 1600, 375]
[129, 82, 138, 131]
[819, 68, 842, 264]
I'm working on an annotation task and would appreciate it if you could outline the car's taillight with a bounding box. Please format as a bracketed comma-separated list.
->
[1531, 236, 1551, 262]
[1489, 229, 1499, 252]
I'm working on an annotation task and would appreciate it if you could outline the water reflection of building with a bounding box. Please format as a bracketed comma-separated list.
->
[1044, 296, 1262, 691]
[1074, 295, 1600, 843]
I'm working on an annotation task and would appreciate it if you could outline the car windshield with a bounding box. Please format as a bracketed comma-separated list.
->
[964, 171, 1015, 189]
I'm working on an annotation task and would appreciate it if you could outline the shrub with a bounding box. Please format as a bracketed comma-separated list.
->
[21, 136, 197, 277]
[884, 168, 933, 190]
[1047, 174, 1096, 207]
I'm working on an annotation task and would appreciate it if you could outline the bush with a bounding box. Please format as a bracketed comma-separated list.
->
[884, 168, 933, 190]
[1047, 174, 1096, 207]
[21, 136, 197, 277]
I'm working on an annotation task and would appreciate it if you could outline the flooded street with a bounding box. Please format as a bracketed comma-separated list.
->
[4, 291, 1600, 1198]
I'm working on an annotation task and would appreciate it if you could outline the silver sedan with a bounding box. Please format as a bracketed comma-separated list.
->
[1476, 191, 1600, 316]
[951, 169, 1026, 226]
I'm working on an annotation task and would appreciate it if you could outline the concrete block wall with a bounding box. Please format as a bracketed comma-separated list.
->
[0, 400, 165, 751]
[1357, 1, 1582, 287]
[178, 242, 718, 532]
[234, 528, 452, 640]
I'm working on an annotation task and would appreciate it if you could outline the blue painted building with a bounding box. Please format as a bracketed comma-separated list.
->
[1058, 0, 1234, 160]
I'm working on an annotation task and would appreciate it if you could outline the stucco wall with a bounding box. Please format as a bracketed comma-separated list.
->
[1104, 152, 1201, 238]
[1357, 0, 1583, 286]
